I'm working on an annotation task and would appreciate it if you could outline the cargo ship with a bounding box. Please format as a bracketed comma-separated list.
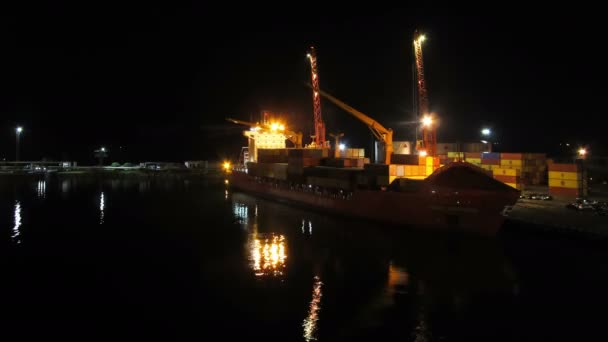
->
[226, 148, 520, 236]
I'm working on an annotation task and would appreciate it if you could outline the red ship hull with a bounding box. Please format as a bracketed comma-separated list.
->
[228, 163, 520, 236]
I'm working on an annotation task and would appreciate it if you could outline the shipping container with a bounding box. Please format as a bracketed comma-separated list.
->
[493, 168, 521, 177]
[500, 159, 523, 167]
[548, 179, 582, 189]
[466, 158, 481, 164]
[390, 154, 420, 165]
[447, 152, 464, 158]
[549, 187, 581, 198]
[396, 165, 405, 177]
[548, 171, 582, 181]
[548, 163, 581, 173]
[464, 152, 481, 159]
[500, 153, 523, 160]
[481, 158, 500, 165]
[481, 152, 500, 160]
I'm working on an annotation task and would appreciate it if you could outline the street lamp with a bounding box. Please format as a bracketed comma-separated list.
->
[94, 146, 108, 166]
[481, 128, 492, 152]
[16, 126, 23, 162]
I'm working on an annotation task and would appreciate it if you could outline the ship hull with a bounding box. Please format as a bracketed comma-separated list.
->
[228, 170, 518, 236]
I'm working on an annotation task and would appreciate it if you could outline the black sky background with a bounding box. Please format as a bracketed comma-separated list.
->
[1, 4, 605, 164]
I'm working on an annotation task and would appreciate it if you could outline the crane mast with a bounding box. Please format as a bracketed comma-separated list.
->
[413, 31, 436, 157]
[307, 46, 327, 147]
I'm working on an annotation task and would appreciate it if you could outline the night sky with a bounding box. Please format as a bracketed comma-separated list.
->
[1, 5, 605, 163]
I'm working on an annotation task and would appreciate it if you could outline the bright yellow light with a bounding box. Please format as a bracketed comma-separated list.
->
[271, 123, 279, 131]
[303, 275, 323, 342]
[422, 116, 433, 127]
[419, 150, 428, 157]
[224, 179, 229, 185]
[307, 53, 311, 59]
[222, 161, 231, 170]
[250, 234, 287, 277]
[279, 124, 285, 131]
[578, 148, 587, 156]
[419, 35, 426, 42]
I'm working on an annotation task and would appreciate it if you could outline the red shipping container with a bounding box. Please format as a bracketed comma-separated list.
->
[549, 187, 580, 198]
[500, 153, 523, 160]
[481, 158, 500, 165]
[465, 152, 481, 159]
[548, 163, 581, 173]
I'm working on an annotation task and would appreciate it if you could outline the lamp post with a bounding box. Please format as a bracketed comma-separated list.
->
[481, 128, 492, 152]
[16, 126, 23, 162]
[94, 147, 108, 166]
[577, 148, 588, 197]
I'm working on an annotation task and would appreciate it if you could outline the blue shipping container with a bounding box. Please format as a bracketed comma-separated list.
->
[481, 152, 500, 160]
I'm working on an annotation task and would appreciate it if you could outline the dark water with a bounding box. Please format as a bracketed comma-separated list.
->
[1, 177, 607, 340]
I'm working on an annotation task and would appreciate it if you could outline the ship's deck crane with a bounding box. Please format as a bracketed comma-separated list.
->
[315, 88, 393, 164]
[226, 117, 303, 148]
[413, 30, 436, 157]
[307, 46, 327, 148]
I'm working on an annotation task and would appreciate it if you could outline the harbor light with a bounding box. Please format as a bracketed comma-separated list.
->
[223, 161, 231, 171]
[419, 150, 428, 157]
[16, 126, 23, 134]
[422, 116, 433, 127]
[339, 144, 345, 151]
[481, 128, 491, 136]
[101, 147, 106, 152]
[578, 148, 587, 157]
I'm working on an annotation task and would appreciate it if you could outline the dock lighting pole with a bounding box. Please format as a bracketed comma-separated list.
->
[481, 128, 492, 152]
[16, 126, 23, 162]
[578, 148, 587, 158]
[94, 147, 108, 166]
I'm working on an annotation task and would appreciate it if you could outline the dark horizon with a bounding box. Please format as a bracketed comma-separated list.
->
[1, 6, 605, 164]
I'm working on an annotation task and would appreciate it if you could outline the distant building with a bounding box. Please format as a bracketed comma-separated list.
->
[184, 160, 208, 169]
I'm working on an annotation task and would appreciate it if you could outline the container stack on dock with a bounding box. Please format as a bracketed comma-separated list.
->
[521, 153, 548, 185]
[492, 167, 521, 190]
[339, 148, 365, 159]
[257, 148, 289, 163]
[389, 154, 440, 182]
[363, 163, 390, 187]
[548, 161, 587, 198]
[287, 148, 325, 178]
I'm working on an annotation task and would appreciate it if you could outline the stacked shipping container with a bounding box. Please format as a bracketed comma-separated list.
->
[548, 162, 587, 198]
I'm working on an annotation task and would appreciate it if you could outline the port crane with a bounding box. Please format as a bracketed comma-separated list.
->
[315, 88, 393, 164]
[413, 30, 436, 157]
[307, 46, 328, 148]
[225, 117, 304, 148]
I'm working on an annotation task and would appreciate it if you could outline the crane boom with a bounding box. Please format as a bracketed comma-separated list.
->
[315, 88, 393, 164]
[413, 30, 436, 157]
[307, 47, 326, 147]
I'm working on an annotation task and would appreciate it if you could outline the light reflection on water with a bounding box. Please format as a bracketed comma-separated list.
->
[99, 192, 105, 224]
[303, 275, 323, 341]
[12, 201, 22, 244]
[36, 180, 46, 199]
[217, 189, 527, 340]
[233, 202, 248, 225]
[249, 233, 287, 277]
